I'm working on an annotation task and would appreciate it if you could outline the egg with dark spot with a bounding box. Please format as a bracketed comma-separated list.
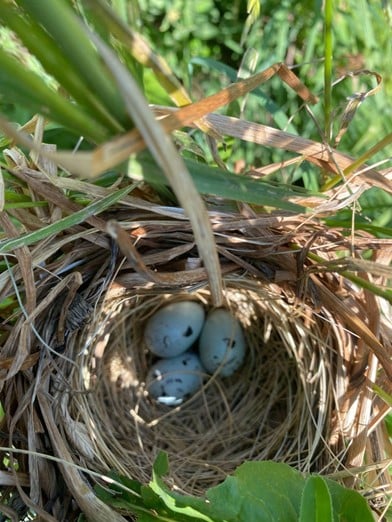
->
[199, 309, 246, 377]
[144, 301, 205, 358]
[146, 352, 205, 405]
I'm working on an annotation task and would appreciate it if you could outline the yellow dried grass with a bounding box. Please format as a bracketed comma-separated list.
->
[1, 187, 391, 520]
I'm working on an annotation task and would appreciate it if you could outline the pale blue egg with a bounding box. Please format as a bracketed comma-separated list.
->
[199, 309, 246, 377]
[144, 301, 205, 358]
[146, 352, 205, 405]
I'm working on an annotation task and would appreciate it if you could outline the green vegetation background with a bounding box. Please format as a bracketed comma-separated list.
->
[135, 0, 392, 230]
[1, 1, 391, 230]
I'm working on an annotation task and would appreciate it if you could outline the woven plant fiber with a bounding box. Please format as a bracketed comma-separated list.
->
[1, 202, 391, 520]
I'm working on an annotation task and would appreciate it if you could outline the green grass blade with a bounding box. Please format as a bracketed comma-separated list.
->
[304, 250, 392, 304]
[83, 0, 192, 106]
[0, 185, 133, 253]
[0, 6, 123, 134]
[324, 0, 333, 140]
[130, 154, 307, 212]
[0, 48, 109, 142]
[16, 0, 129, 129]
[77, 0, 144, 90]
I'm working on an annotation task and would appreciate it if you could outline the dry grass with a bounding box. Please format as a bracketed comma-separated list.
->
[1, 162, 391, 520]
[0, 55, 391, 521]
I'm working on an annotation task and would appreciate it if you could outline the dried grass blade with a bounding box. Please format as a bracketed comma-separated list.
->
[0, 185, 133, 254]
[205, 114, 392, 193]
[0, 213, 36, 313]
[334, 70, 382, 146]
[90, 32, 223, 306]
[0, 352, 39, 371]
[310, 275, 392, 381]
[85, 0, 192, 107]
[0, 62, 317, 179]
[38, 393, 129, 522]
[0, 165, 5, 211]
[106, 220, 161, 282]
[0, 470, 30, 487]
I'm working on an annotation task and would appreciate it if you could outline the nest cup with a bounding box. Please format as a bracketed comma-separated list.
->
[2, 202, 390, 520]
[58, 278, 337, 494]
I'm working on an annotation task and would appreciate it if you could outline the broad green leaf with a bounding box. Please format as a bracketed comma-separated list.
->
[172, 461, 304, 522]
[324, 478, 374, 522]
[93, 456, 375, 522]
[169, 461, 374, 522]
[299, 476, 333, 522]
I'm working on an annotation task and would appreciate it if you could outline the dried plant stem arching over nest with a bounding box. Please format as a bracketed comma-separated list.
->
[1, 197, 391, 519]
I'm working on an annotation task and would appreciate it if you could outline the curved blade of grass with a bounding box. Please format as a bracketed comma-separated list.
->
[304, 250, 392, 304]
[322, 131, 392, 191]
[17, 0, 129, 129]
[0, 185, 132, 254]
[89, 30, 223, 306]
[310, 274, 392, 381]
[0, 6, 123, 135]
[75, 0, 144, 90]
[189, 57, 299, 134]
[0, 48, 109, 143]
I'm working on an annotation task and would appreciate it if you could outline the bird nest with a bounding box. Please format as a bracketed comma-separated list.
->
[1, 195, 391, 521]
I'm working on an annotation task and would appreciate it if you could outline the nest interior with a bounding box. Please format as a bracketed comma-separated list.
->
[62, 282, 338, 494]
[1, 201, 391, 519]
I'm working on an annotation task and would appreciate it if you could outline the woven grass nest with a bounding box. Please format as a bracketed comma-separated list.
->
[1, 181, 392, 520]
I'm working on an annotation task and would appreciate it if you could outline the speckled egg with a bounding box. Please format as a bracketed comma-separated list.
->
[144, 301, 205, 358]
[198, 309, 246, 377]
[146, 352, 205, 405]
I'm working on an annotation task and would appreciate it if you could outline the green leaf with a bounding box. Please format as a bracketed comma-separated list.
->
[144, 69, 174, 106]
[172, 461, 304, 522]
[0, 185, 134, 253]
[0, 47, 108, 142]
[153, 451, 170, 477]
[16, 0, 129, 129]
[130, 153, 310, 212]
[299, 476, 333, 522]
[169, 462, 374, 522]
[94, 456, 375, 522]
[324, 478, 374, 522]
[0, 5, 123, 134]
[385, 413, 392, 437]
[373, 384, 392, 407]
